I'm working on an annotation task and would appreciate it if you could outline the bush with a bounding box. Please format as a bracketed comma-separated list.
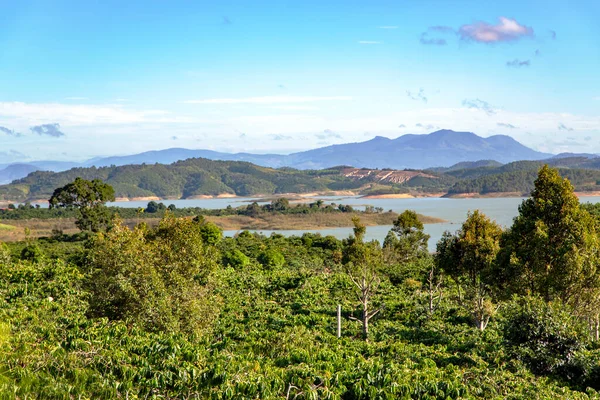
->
[223, 249, 251, 269]
[258, 249, 285, 270]
[20, 244, 45, 262]
[501, 296, 588, 376]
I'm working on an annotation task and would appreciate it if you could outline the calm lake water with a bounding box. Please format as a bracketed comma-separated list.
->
[108, 196, 600, 251]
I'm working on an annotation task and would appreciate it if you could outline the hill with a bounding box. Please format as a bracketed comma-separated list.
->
[0, 158, 442, 202]
[5, 155, 600, 203]
[446, 157, 600, 196]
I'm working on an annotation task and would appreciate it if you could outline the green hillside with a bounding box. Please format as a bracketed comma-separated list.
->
[0, 159, 365, 202]
[4, 156, 600, 202]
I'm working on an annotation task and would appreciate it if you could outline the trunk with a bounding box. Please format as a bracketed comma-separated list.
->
[476, 316, 489, 331]
[428, 269, 434, 315]
[473, 295, 490, 331]
[362, 281, 369, 340]
[337, 304, 341, 338]
[429, 293, 434, 315]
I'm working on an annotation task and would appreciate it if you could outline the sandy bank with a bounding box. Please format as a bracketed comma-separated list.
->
[361, 193, 445, 199]
[575, 191, 600, 197]
[114, 196, 161, 202]
[184, 193, 237, 199]
[443, 192, 525, 199]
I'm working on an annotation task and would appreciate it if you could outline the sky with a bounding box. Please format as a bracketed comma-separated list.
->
[0, 0, 599, 162]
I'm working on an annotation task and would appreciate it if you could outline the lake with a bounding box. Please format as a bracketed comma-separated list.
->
[108, 196, 600, 251]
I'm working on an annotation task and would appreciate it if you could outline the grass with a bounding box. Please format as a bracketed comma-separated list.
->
[0, 212, 445, 242]
[0, 223, 16, 231]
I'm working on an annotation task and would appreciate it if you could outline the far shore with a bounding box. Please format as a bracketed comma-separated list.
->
[360, 193, 445, 199]
[4, 190, 600, 207]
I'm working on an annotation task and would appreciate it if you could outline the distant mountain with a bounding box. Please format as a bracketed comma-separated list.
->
[0, 161, 81, 185]
[552, 152, 598, 159]
[0, 164, 40, 185]
[281, 130, 551, 169]
[85, 148, 286, 168]
[87, 130, 552, 170]
[0, 130, 553, 182]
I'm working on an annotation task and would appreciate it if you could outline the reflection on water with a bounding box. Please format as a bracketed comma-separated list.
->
[109, 195, 600, 251]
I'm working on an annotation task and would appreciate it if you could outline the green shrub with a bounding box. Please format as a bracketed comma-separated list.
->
[501, 296, 588, 376]
[258, 248, 285, 270]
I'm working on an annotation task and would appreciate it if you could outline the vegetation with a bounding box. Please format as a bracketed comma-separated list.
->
[0, 193, 443, 241]
[0, 159, 387, 202]
[49, 177, 116, 232]
[4, 155, 600, 203]
[1, 166, 600, 398]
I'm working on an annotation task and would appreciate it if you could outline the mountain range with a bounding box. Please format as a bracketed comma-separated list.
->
[0, 130, 579, 184]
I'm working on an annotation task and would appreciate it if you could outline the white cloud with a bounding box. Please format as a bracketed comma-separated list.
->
[271, 105, 319, 111]
[183, 96, 353, 105]
[2, 99, 600, 159]
[459, 17, 534, 43]
[0, 101, 192, 126]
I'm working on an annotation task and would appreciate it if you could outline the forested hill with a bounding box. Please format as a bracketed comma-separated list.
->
[0, 158, 445, 202]
[3, 156, 600, 202]
[444, 158, 600, 195]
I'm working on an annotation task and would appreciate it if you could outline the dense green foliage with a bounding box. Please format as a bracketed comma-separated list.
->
[1, 166, 600, 398]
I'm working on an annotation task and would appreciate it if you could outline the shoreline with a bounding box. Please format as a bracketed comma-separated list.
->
[360, 193, 445, 199]
[4, 190, 600, 207]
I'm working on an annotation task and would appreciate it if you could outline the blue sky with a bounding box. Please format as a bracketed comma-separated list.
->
[0, 0, 599, 162]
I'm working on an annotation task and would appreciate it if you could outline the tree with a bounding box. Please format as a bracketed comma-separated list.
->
[344, 217, 384, 340]
[86, 216, 220, 334]
[496, 165, 600, 313]
[383, 210, 430, 264]
[145, 201, 160, 213]
[49, 177, 115, 232]
[271, 198, 290, 212]
[193, 216, 223, 245]
[436, 210, 503, 330]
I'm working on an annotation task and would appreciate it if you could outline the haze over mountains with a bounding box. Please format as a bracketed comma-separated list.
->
[0, 130, 579, 184]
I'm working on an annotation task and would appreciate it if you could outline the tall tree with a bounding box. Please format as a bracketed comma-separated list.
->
[496, 165, 600, 310]
[383, 210, 430, 264]
[49, 177, 116, 232]
[436, 210, 503, 330]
